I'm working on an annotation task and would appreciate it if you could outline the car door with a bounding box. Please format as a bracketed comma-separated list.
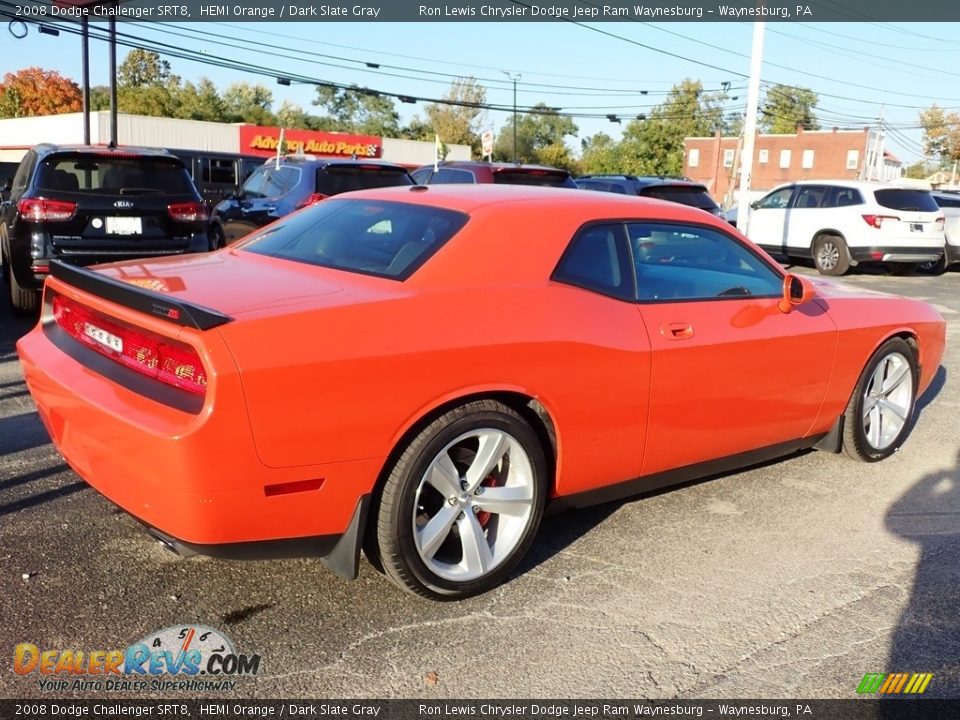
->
[219, 164, 296, 244]
[627, 221, 837, 476]
[747, 185, 795, 255]
[783, 185, 830, 256]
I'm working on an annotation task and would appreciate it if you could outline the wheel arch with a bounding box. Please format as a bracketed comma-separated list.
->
[810, 228, 848, 249]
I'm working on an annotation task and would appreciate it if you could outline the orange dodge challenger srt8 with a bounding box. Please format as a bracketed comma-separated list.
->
[18, 185, 946, 599]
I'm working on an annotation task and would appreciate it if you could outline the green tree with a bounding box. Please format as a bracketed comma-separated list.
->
[760, 84, 820, 133]
[494, 103, 578, 165]
[422, 77, 488, 156]
[615, 79, 728, 176]
[579, 133, 621, 174]
[173, 78, 226, 122]
[919, 104, 960, 164]
[904, 160, 938, 179]
[222, 82, 275, 125]
[312, 86, 400, 136]
[116, 49, 181, 117]
[90, 85, 110, 111]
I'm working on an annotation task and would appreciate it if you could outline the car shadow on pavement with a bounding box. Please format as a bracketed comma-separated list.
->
[0, 412, 51, 457]
[915, 365, 946, 417]
[883, 449, 960, 700]
[0, 479, 88, 517]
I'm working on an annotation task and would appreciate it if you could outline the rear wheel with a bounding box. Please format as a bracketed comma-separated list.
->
[9, 267, 39, 314]
[812, 234, 850, 276]
[917, 255, 947, 276]
[208, 224, 225, 251]
[842, 338, 917, 462]
[375, 400, 547, 600]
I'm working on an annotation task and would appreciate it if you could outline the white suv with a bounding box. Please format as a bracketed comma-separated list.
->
[921, 191, 960, 275]
[746, 180, 945, 275]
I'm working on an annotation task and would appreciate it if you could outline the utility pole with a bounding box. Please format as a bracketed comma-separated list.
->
[737, 21, 765, 238]
[502, 71, 521, 164]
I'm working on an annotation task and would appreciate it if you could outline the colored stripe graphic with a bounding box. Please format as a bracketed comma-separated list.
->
[858, 673, 933, 694]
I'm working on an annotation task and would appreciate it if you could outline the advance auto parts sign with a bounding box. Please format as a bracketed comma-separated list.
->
[240, 125, 382, 159]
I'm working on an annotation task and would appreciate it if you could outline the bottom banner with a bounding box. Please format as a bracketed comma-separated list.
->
[0, 699, 955, 720]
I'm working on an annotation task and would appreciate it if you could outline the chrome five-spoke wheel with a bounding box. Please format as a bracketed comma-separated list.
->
[375, 400, 546, 599]
[843, 338, 917, 462]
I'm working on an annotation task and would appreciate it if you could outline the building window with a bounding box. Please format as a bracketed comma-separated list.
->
[802, 149, 815, 169]
[723, 149, 735, 167]
[779, 149, 792, 169]
[846, 150, 859, 170]
[688, 148, 700, 168]
[758, 149, 769, 164]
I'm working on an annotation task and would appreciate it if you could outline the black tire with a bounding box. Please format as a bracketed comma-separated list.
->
[208, 224, 225, 251]
[812, 234, 850, 276]
[375, 399, 547, 600]
[9, 267, 39, 314]
[917, 255, 947, 276]
[842, 338, 918, 462]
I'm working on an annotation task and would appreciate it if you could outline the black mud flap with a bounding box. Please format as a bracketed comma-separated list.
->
[321, 494, 371, 580]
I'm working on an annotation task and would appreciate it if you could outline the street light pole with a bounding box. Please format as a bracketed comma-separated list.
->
[502, 71, 521, 164]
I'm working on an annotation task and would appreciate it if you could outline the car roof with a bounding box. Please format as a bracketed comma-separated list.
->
[579, 175, 706, 189]
[32, 143, 179, 159]
[780, 179, 931, 191]
[261, 156, 409, 170]
[418, 160, 572, 174]
[336, 183, 722, 218]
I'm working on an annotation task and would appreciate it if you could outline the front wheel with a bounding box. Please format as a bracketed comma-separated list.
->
[375, 400, 547, 600]
[842, 338, 917, 462]
[208, 224, 225, 251]
[812, 235, 850, 276]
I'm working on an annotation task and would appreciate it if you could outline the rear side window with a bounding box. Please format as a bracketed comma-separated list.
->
[35, 154, 194, 195]
[874, 189, 940, 212]
[315, 166, 414, 195]
[553, 223, 632, 299]
[242, 165, 300, 198]
[640, 185, 720, 210]
[933, 194, 960, 209]
[493, 170, 576, 187]
[792, 186, 826, 209]
[824, 186, 864, 208]
[243, 199, 467, 280]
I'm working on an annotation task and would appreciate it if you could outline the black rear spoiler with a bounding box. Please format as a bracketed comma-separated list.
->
[50, 260, 233, 331]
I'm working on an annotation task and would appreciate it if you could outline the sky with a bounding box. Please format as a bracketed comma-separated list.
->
[2, 19, 958, 165]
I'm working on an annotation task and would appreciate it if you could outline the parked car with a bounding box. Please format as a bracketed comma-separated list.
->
[0, 160, 19, 201]
[209, 156, 415, 248]
[0, 144, 209, 313]
[18, 185, 945, 599]
[412, 160, 577, 188]
[919, 190, 960, 274]
[576, 175, 727, 220]
[746, 180, 945, 276]
[171, 149, 264, 210]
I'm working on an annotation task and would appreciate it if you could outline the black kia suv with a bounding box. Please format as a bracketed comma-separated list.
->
[1, 144, 209, 313]
[209, 156, 415, 248]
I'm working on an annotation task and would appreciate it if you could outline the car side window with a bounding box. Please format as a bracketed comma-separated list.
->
[793, 186, 826, 209]
[757, 187, 794, 209]
[12, 152, 35, 194]
[431, 168, 475, 184]
[627, 222, 783, 302]
[411, 168, 432, 184]
[822, 186, 863, 208]
[553, 224, 632, 300]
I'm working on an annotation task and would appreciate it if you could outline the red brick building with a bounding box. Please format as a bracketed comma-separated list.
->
[683, 127, 902, 206]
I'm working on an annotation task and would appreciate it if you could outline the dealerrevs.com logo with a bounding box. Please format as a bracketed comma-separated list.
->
[14, 625, 261, 693]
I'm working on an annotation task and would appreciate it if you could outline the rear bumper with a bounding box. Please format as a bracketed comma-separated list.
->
[945, 243, 960, 264]
[16, 316, 380, 577]
[849, 245, 943, 264]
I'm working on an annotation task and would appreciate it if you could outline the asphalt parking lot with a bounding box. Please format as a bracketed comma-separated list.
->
[1, 264, 958, 700]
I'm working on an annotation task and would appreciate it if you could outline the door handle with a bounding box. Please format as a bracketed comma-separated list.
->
[660, 322, 694, 340]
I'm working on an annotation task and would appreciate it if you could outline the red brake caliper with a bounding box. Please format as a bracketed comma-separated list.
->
[476, 475, 499, 527]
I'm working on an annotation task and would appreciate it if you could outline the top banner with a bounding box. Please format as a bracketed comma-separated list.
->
[11, 0, 960, 22]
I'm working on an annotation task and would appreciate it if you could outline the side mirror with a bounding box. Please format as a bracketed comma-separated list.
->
[750, 200, 760, 210]
[778, 273, 815, 314]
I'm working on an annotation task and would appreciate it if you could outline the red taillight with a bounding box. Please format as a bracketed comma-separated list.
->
[167, 201, 208, 223]
[18, 198, 77, 222]
[936, 216, 945, 231]
[296, 193, 328, 209]
[52, 294, 208, 397]
[861, 214, 900, 229]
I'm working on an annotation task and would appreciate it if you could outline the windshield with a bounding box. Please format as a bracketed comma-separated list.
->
[36, 154, 194, 195]
[244, 198, 468, 280]
[492, 169, 576, 187]
[874, 189, 940, 212]
[316, 166, 414, 195]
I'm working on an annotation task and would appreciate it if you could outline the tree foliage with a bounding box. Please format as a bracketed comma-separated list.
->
[312, 86, 400, 136]
[760, 84, 820, 134]
[919, 104, 960, 165]
[421, 77, 488, 155]
[0, 68, 82, 118]
[494, 103, 578, 168]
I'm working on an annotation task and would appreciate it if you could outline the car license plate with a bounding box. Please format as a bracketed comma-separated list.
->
[83, 323, 123, 353]
[910, 223, 924, 232]
[105, 216, 142, 235]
